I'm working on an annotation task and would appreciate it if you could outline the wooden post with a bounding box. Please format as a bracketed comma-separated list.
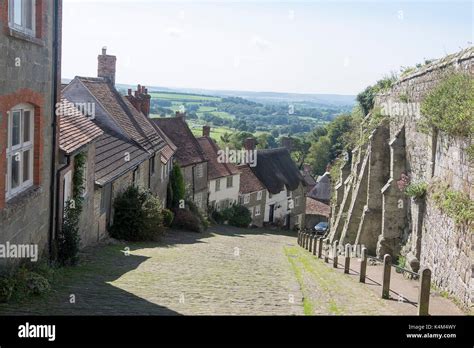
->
[304, 233, 308, 249]
[312, 236, 318, 256]
[382, 254, 392, 299]
[318, 237, 323, 258]
[344, 243, 351, 274]
[309, 235, 314, 252]
[418, 268, 431, 316]
[333, 241, 339, 268]
[324, 239, 329, 263]
[359, 247, 367, 283]
[297, 231, 300, 245]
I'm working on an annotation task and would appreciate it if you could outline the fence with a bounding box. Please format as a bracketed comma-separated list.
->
[296, 230, 431, 316]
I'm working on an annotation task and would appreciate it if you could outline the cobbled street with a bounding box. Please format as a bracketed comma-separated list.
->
[0, 226, 463, 315]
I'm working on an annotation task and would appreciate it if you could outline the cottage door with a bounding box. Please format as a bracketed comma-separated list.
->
[269, 204, 275, 223]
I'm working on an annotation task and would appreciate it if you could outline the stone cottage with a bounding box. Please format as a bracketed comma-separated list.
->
[247, 141, 306, 229]
[62, 49, 175, 235]
[57, 98, 103, 247]
[0, 0, 62, 267]
[197, 126, 240, 211]
[150, 114, 209, 211]
[237, 164, 267, 227]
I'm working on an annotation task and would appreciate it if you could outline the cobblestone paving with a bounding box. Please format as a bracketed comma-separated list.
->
[0, 226, 303, 315]
[1, 226, 461, 316]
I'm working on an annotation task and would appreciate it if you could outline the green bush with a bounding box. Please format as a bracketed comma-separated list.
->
[25, 272, 51, 295]
[172, 208, 204, 233]
[0, 277, 15, 303]
[186, 199, 209, 229]
[162, 209, 174, 227]
[227, 205, 253, 228]
[404, 182, 428, 200]
[58, 202, 81, 266]
[420, 73, 474, 137]
[211, 209, 225, 224]
[111, 186, 164, 241]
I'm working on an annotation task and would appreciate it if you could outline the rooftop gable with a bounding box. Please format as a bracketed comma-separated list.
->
[151, 116, 207, 167]
[197, 136, 239, 180]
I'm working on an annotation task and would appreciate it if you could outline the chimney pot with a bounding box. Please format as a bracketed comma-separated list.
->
[128, 88, 132, 96]
[102, 46, 107, 55]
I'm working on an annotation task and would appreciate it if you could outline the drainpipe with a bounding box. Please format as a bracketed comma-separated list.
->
[48, 0, 61, 262]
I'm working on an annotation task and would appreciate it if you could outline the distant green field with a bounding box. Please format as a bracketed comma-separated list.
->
[150, 92, 221, 102]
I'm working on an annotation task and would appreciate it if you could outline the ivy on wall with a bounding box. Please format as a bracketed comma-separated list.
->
[57, 152, 86, 266]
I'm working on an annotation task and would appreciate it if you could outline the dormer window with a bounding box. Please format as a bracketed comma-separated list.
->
[8, 0, 36, 37]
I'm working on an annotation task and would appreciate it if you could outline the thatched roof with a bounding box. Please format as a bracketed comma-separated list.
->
[250, 148, 305, 194]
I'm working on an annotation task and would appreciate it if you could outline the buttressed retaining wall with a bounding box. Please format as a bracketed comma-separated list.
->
[330, 47, 473, 309]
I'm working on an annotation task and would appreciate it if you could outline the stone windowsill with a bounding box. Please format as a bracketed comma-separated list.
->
[8, 28, 45, 47]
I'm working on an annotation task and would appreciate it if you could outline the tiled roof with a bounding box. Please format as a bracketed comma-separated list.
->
[150, 116, 207, 167]
[94, 127, 150, 186]
[77, 77, 165, 154]
[58, 98, 103, 154]
[237, 164, 265, 194]
[306, 197, 330, 217]
[251, 148, 305, 194]
[197, 136, 239, 180]
[149, 119, 177, 164]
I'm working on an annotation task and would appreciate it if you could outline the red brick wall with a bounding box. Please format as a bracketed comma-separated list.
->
[0, 89, 44, 209]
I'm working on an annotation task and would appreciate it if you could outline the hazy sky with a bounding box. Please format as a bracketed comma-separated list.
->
[62, 0, 473, 95]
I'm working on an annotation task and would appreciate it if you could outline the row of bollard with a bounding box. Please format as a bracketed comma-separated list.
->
[297, 230, 431, 316]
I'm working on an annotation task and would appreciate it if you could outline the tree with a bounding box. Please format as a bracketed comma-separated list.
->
[308, 136, 332, 175]
[169, 163, 185, 208]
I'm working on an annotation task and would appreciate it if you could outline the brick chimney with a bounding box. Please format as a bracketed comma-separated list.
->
[244, 138, 256, 151]
[98, 47, 117, 85]
[125, 84, 151, 117]
[280, 137, 294, 151]
[203, 125, 211, 137]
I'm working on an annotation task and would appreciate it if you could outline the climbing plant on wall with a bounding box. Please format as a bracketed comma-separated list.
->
[420, 72, 474, 137]
[57, 152, 86, 266]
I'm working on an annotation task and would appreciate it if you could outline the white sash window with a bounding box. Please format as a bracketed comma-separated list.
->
[6, 104, 34, 200]
[8, 0, 36, 37]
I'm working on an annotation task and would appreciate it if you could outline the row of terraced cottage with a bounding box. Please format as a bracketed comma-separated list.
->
[59, 49, 307, 245]
[0, 0, 308, 270]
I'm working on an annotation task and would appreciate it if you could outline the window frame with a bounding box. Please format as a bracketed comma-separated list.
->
[226, 176, 233, 188]
[196, 163, 203, 178]
[244, 194, 250, 204]
[255, 204, 261, 216]
[215, 178, 221, 192]
[256, 190, 263, 201]
[5, 104, 34, 200]
[8, 0, 37, 37]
